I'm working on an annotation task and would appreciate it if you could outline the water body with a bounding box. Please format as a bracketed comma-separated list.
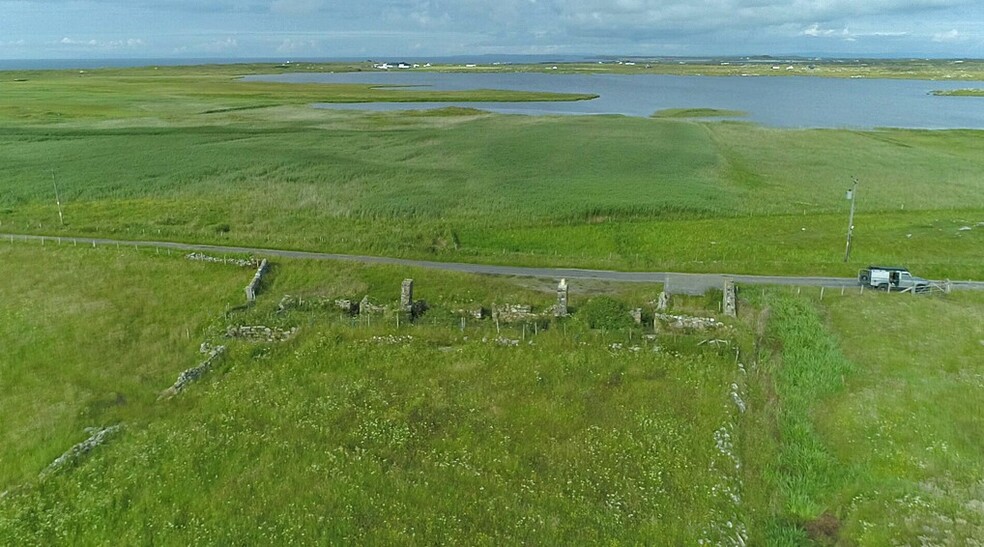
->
[247, 72, 984, 129]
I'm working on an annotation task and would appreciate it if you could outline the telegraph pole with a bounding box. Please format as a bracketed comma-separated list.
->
[843, 176, 858, 262]
[51, 170, 65, 226]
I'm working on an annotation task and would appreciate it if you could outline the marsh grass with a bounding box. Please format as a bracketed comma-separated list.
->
[1, 113, 981, 278]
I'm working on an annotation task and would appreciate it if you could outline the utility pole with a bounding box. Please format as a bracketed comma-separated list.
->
[843, 176, 858, 262]
[51, 170, 65, 226]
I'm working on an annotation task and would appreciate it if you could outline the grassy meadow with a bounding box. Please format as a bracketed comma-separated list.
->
[0, 241, 758, 544]
[0, 67, 981, 278]
[1, 63, 982, 544]
[2, 241, 981, 543]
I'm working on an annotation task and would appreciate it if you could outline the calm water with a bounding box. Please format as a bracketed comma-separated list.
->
[247, 72, 984, 129]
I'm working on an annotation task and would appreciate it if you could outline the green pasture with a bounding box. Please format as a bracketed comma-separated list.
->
[1, 108, 981, 278]
[0, 243, 756, 544]
[2, 241, 982, 543]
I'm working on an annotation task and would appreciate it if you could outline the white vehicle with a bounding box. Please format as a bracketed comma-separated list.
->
[858, 266, 929, 291]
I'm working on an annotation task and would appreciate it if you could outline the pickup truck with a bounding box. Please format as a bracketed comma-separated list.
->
[858, 266, 930, 292]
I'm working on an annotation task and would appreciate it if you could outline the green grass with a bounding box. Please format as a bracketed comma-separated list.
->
[0, 243, 756, 544]
[931, 89, 984, 97]
[653, 108, 746, 118]
[0, 242, 245, 487]
[2, 241, 981, 543]
[0, 111, 981, 278]
[742, 287, 984, 544]
[817, 289, 984, 544]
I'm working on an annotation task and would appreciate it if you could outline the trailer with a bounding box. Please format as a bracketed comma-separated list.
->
[858, 266, 930, 292]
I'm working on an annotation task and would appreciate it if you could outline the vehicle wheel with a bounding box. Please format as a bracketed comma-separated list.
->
[859, 273, 870, 285]
[877, 283, 889, 291]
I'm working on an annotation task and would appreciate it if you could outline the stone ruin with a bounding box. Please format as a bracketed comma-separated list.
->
[723, 279, 737, 317]
[359, 295, 386, 315]
[555, 279, 569, 317]
[654, 313, 723, 331]
[630, 308, 643, 325]
[454, 306, 485, 320]
[492, 304, 536, 323]
[401, 279, 414, 312]
[655, 291, 670, 312]
[244, 259, 269, 303]
[159, 344, 226, 399]
[226, 325, 298, 342]
[186, 252, 258, 268]
[41, 425, 123, 478]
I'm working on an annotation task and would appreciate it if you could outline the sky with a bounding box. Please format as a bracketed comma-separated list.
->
[1, 0, 982, 60]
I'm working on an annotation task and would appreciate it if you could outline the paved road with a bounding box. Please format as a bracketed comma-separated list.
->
[5, 233, 982, 292]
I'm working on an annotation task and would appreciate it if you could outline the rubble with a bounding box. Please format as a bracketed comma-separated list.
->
[654, 313, 723, 331]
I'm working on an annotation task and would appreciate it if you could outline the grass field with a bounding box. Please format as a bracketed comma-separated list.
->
[0, 69, 981, 278]
[2, 242, 981, 543]
[0, 242, 760, 544]
[1, 62, 981, 543]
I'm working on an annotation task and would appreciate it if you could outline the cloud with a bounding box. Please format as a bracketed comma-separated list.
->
[2, 0, 981, 58]
[932, 29, 960, 42]
[801, 24, 851, 38]
[57, 36, 145, 49]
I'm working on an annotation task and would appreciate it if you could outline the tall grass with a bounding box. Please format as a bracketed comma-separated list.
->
[746, 290, 855, 542]
[1, 244, 752, 544]
[1, 114, 981, 277]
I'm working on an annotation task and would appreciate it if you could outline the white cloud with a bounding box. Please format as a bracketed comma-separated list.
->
[932, 29, 960, 42]
[2, 0, 981, 58]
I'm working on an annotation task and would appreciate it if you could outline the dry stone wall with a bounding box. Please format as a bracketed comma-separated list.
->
[41, 425, 123, 478]
[226, 325, 298, 342]
[186, 252, 258, 268]
[159, 344, 226, 399]
[244, 259, 269, 303]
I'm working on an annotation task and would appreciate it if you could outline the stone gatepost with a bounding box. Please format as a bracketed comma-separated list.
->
[656, 291, 669, 312]
[555, 279, 569, 317]
[723, 279, 737, 317]
[401, 279, 414, 312]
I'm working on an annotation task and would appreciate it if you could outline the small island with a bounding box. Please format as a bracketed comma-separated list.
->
[651, 107, 747, 119]
[931, 88, 984, 97]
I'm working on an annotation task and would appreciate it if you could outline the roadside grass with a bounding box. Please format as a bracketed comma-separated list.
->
[3, 242, 980, 543]
[0, 244, 755, 544]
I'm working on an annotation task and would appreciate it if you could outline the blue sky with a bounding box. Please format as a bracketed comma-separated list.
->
[1, 0, 981, 59]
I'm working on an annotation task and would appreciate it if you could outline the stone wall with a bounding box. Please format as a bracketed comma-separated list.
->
[244, 259, 269, 303]
[159, 344, 226, 399]
[186, 252, 258, 268]
[226, 325, 298, 342]
[41, 425, 123, 478]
